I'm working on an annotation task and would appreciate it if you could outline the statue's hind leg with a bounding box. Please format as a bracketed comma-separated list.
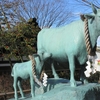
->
[80, 64, 88, 84]
[68, 55, 76, 87]
[51, 61, 59, 79]
[17, 79, 25, 99]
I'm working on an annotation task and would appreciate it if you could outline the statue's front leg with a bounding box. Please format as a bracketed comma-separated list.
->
[17, 80, 25, 99]
[13, 77, 18, 100]
[68, 56, 76, 87]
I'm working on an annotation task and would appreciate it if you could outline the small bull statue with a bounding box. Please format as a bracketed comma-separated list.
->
[11, 54, 58, 100]
[37, 4, 100, 87]
[11, 55, 42, 100]
[11, 54, 50, 100]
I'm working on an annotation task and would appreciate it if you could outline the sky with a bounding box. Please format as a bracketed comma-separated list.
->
[1, 0, 100, 46]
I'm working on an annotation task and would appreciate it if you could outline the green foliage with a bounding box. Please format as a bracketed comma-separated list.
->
[0, 18, 40, 60]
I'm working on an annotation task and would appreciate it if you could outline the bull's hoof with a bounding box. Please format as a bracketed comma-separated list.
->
[31, 97, 35, 100]
[20, 97, 26, 99]
[70, 80, 77, 87]
[15, 98, 18, 100]
[84, 79, 88, 84]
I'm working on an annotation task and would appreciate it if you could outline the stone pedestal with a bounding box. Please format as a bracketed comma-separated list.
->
[9, 78, 100, 100]
[36, 83, 100, 100]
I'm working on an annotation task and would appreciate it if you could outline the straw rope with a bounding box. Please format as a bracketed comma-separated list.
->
[28, 55, 43, 87]
[80, 14, 96, 56]
[84, 18, 92, 55]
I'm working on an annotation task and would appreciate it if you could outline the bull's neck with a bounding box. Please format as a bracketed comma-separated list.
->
[88, 19, 99, 49]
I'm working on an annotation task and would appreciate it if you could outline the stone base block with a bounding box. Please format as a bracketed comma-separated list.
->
[9, 78, 100, 100]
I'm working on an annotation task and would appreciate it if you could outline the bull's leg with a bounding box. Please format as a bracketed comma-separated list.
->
[51, 61, 59, 79]
[68, 56, 76, 87]
[13, 76, 18, 100]
[17, 80, 25, 99]
[30, 76, 35, 99]
[80, 64, 88, 84]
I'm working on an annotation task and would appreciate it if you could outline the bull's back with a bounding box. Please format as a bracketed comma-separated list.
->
[12, 61, 32, 79]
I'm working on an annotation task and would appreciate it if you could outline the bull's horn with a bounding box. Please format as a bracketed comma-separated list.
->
[91, 3, 97, 14]
[84, 14, 94, 19]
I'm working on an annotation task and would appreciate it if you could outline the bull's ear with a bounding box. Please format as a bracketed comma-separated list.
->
[80, 14, 85, 21]
[84, 14, 94, 19]
[91, 3, 97, 14]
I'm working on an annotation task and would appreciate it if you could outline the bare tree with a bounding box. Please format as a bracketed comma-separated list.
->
[82, 0, 100, 8]
[1, 0, 100, 29]
[65, 0, 100, 20]
[75, 0, 100, 9]
[0, 0, 74, 28]
[29, 0, 73, 28]
[0, 0, 20, 29]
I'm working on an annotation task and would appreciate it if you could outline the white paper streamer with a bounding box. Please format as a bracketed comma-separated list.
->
[43, 73, 48, 87]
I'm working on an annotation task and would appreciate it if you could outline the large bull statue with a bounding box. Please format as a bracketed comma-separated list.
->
[37, 4, 100, 87]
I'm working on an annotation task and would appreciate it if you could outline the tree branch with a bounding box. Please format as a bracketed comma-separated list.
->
[82, 0, 100, 8]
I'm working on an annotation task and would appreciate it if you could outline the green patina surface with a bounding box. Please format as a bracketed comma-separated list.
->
[37, 4, 100, 87]
[11, 4, 100, 100]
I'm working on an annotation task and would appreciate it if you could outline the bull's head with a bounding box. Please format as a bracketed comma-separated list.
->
[80, 4, 100, 31]
[80, 4, 100, 23]
[33, 53, 51, 74]
[31, 53, 51, 87]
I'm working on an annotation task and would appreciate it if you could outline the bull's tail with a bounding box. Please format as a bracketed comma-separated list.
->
[11, 64, 16, 77]
[11, 67, 14, 77]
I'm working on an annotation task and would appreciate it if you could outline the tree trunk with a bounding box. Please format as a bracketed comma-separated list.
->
[8, 58, 13, 70]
